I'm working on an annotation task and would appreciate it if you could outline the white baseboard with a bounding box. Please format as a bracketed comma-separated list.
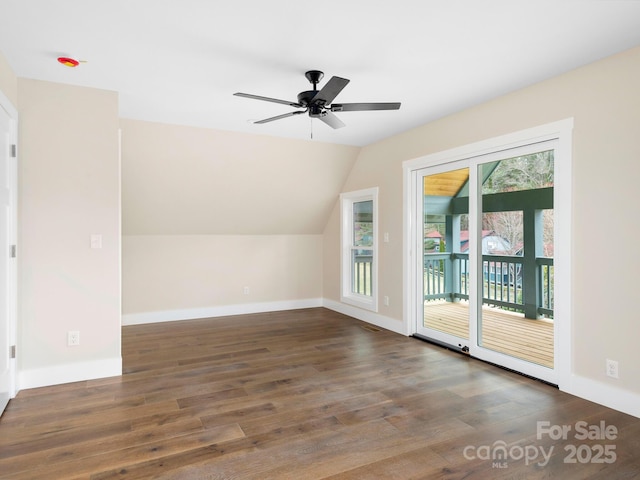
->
[322, 298, 408, 336]
[562, 374, 640, 419]
[122, 298, 324, 326]
[19, 356, 122, 390]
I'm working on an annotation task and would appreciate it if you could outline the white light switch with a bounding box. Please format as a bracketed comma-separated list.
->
[90, 234, 102, 249]
[383, 232, 389, 243]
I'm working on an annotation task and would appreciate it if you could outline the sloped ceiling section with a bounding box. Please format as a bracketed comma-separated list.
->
[121, 119, 360, 235]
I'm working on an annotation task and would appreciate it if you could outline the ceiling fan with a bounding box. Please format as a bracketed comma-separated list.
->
[234, 70, 401, 129]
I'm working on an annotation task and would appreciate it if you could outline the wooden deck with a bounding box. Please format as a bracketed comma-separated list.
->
[424, 301, 554, 368]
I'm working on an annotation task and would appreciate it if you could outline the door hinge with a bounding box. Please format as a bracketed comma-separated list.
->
[10, 245, 16, 258]
[10, 345, 16, 359]
[10, 144, 17, 158]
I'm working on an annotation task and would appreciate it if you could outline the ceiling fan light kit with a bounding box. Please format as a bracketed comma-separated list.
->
[234, 70, 401, 130]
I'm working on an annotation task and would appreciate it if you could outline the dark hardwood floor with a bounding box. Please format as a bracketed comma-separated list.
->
[1, 308, 638, 479]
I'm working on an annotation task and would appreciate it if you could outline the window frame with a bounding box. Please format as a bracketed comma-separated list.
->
[340, 187, 379, 312]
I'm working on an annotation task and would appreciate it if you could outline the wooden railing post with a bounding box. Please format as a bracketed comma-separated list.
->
[451, 214, 462, 302]
[522, 208, 543, 319]
[444, 216, 455, 301]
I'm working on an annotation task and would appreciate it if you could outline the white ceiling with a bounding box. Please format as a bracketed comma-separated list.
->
[2, 1, 640, 147]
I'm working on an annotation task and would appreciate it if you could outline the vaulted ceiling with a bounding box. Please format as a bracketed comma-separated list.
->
[2, 1, 640, 146]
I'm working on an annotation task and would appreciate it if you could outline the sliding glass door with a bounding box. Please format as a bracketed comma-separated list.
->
[412, 141, 558, 384]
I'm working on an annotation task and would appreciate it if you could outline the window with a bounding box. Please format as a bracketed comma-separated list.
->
[340, 187, 378, 311]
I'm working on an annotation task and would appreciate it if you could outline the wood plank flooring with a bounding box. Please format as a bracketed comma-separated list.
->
[1, 308, 638, 479]
[425, 301, 554, 368]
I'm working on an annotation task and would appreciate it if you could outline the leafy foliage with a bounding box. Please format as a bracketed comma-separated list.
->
[482, 150, 554, 254]
[483, 150, 554, 194]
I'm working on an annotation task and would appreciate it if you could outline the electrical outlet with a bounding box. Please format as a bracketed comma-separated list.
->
[606, 359, 619, 379]
[90, 234, 102, 249]
[243, 286, 250, 295]
[383, 295, 389, 306]
[68, 330, 80, 346]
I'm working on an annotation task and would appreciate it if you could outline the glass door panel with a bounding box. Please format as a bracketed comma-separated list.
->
[476, 150, 555, 369]
[418, 165, 471, 348]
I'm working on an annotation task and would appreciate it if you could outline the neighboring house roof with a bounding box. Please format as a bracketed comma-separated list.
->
[460, 230, 507, 253]
[459, 230, 494, 241]
[425, 231, 443, 239]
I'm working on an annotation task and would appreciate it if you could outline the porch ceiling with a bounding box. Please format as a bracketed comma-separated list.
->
[423, 168, 469, 197]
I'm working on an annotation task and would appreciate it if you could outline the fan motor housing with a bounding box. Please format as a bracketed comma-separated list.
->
[297, 90, 319, 107]
[308, 104, 325, 118]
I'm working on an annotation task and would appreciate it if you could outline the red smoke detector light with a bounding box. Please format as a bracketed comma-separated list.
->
[57, 57, 80, 67]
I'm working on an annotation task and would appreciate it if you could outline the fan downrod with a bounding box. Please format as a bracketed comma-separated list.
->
[297, 70, 325, 106]
[305, 70, 324, 89]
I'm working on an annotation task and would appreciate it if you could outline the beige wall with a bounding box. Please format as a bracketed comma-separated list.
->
[121, 119, 360, 235]
[120, 119, 357, 318]
[18, 79, 121, 386]
[123, 234, 322, 316]
[324, 46, 640, 396]
[0, 51, 17, 108]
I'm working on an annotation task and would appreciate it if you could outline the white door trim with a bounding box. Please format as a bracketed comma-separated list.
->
[0, 89, 18, 411]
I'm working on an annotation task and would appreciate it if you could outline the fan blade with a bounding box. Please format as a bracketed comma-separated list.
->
[317, 112, 346, 129]
[253, 110, 306, 124]
[312, 76, 350, 107]
[234, 92, 302, 108]
[331, 102, 401, 112]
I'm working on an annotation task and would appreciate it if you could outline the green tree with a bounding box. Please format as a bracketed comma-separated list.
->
[482, 150, 554, 254]
[483, 150, 554, 194]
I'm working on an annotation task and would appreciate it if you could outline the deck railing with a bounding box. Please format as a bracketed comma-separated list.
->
[481, 254, 523, 311]
[537, 257, 554, 317]
[423, 253, 449, 299]
[423, 252, 554, 318]
[352, 252, 554, 317]
[353, 253, 373, 296]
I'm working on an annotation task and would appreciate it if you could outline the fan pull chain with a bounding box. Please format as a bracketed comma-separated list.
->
[310, 118, 313, 140]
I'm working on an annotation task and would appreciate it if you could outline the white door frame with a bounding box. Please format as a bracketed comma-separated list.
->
[0, 89, 18, 414]
[412, 159, 470, 348]
[403, 119, 573, 388]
